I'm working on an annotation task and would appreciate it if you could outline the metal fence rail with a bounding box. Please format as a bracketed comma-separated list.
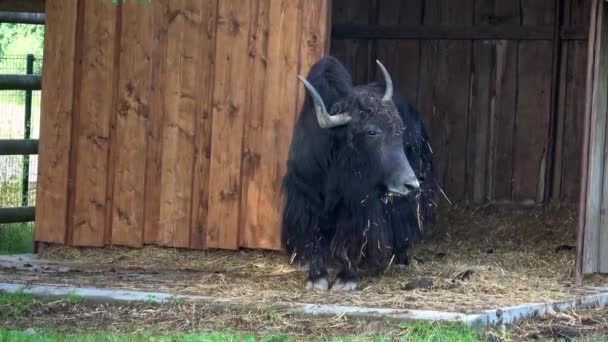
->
[0, 54, 42, 222]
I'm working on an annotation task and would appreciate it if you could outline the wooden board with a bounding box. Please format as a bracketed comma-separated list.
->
[375, 0, 422, 105]
[110, 1, 155, 247]
[70, 0, 117, 246]
[512, 1, 554, 202]
[141, 0, 167, 246]
[238, 0, 271, 249]
[557, 0, 591, 201]
[205, 0, 252, 250]
[156, 0, 204, 248]
[330, 0, 374, 84]
[583, 0, 607, 273]
[190, 0, 219, 250]
[34, 0, 79, 244]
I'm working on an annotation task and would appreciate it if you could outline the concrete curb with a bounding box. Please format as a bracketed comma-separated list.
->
[2, 281, 608, 327]
[2, 254, 608, 327]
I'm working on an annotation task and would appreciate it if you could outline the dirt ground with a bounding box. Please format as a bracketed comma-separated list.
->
[7, 204, 605, 314]
[2, 295, 608, 341]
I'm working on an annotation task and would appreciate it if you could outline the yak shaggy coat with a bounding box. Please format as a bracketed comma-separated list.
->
[281, 56, 437, 291]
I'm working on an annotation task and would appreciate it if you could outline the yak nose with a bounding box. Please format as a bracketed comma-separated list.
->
[404, 176, 420, 192]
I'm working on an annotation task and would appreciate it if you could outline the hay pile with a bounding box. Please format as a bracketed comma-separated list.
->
[40, 204, 608, 313]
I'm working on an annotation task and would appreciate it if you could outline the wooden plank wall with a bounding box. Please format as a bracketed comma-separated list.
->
[34, 0, 330, 250]
[330, 0, 590, 205]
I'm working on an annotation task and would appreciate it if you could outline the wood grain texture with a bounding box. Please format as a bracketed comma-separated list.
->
[70, 0, 117, 247]
[375, 0, 422, 105]
[34, 0, 79, 244]
[512, 0, 554, 202]
[585, 1, 608, 273]
[110, 1, 155, 247]
[558, 0, 590, 201]
[205, 0, 252, 250]
[156, 0, 204, 248]
[467, 41, 492, 203]
[329, 0, 374, 84]
[190, 0, 218, 250]
[238, 0, 271, 249]
[142, 0, 168, 245]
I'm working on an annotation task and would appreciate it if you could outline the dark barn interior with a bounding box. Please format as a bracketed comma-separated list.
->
[329, 0, 588, 206]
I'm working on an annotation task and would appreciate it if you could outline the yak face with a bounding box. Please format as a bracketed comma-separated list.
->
[334, 93, 419, 197]
[298, 60, 420, 197]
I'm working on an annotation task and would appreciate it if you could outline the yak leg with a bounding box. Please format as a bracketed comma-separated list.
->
[281, 176, 329, 291]
[330, 216, 362, 292]
[305, 255, 329, 291]
[332, 268, 358, 291]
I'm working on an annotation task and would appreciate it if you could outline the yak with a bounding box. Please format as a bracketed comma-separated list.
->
[281, 56, 438, 292]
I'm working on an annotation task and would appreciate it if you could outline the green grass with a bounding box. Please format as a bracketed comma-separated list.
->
[0, 292, 488, 342]
[0, 329, 282, 342]
[0, 328, 488, 342]
[0, 290, 40, 320]
[397, 322, 482, 342]
[0, 222, 34, 254]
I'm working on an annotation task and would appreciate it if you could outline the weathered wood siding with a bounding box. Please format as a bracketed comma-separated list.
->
[34, 0, 331, 250]
[331, 0, 589, 205]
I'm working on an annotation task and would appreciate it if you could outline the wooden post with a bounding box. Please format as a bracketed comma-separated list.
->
[578, 1, 608, 281]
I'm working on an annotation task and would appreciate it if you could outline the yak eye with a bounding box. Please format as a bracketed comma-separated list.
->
[367, 130, 378, 136]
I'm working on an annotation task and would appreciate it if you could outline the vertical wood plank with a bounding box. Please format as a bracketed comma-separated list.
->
[142, 0, 168, 245]
[70, 0, 118, 246]
[468, 41, 492, 203]
[417, 0, 441, 163]
[238, 0, 272, 249]
[435, 0, 473, 201]
[584, 0, 606, 274]
[156, 0, 204, 248]
[329, 0, 373, 84]
[512, 2, 554, 202]
[375, 0, 422, 105]
[489, 0, 521, 201]
[205, 0, 252, 250]
[559, 0, 590, 201]
[190, 0, 219, 250]
[466, 0, 494, 204]
[110, 2, 155, 247]
[551, 0, 572, 202]
[34, 0, 79, 244]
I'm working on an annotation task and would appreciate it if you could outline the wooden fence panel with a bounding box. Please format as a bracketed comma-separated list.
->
[205, 0, 253, 250]
[330, 0, 589, 205]
[110, 2, 155, 247]
[190, 0, 219, 250]
[156, 0, 205, 248]
[141, 0, 168, 246]
[70, 0, 118, 247]
[34, 0, 79, 244]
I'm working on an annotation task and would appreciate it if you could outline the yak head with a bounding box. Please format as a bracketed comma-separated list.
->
[297, 60, 420, 197]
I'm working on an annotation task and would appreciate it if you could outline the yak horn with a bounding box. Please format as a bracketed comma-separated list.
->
[297, 75, 351, 129]
[376, 60, 393, 102]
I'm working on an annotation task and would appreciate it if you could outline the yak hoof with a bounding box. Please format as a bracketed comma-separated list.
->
[305, 277, 329, 291]
[331, 278, 357, 292]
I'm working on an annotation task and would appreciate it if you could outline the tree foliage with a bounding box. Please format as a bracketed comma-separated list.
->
[0, 24, 45, 58]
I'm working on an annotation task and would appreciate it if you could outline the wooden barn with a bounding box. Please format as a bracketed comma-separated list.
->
[12, 0, 606, 284]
